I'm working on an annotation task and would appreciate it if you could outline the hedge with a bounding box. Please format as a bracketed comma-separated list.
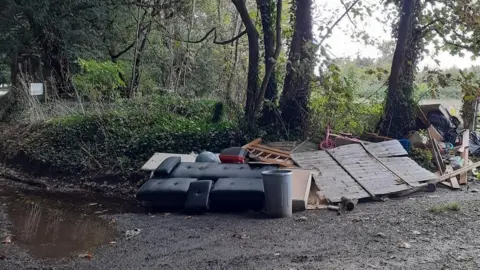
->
[18, 98, 249, 176]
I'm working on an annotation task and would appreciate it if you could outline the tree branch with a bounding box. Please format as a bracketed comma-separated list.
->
[214, 30, 247, 44]
[319, 0, 361, 46]
[158, 25, 247, 45]
[433, 28, 475, 51]
[418, 18, 444, 36]
[111, 42, 136, 60]
[340, 0, 357, 27]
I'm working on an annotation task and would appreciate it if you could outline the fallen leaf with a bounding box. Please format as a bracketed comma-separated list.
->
[399, 242, 412, 249]
[412, 230, 421, 235]
[88, 203, 98, 206]
[376, 232, 386, 238]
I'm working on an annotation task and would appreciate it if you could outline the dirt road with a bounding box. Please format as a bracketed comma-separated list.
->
[2, 178, 480, 270]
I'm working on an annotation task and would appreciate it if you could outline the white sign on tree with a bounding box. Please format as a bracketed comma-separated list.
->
[30, 83, 44, 96]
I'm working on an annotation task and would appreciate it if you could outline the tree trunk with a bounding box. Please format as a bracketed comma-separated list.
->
[279, 0, 314, 136]
[232, 0, 260, 123]
[128, 19, 152, 99]
[257, 0, 278, 126]
[378, 0, 420, 138]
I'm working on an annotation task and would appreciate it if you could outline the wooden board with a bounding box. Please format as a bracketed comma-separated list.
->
[291, 150, 370, 203]
[243, 138, 295, 167]
[328, 145, 411, 195]
[364, 140, 408, 157]
[378, 157, 436, 185]
[460, 130, 470, 185]
[289, 169, 313, 212]
[141, 153, 199, 171]
[307, 181, 327, 210]
[445, 165, 460, 189]
[291, 141, 431, 203]
[265, 141, 297, 152]
[292, 140, 318, 153]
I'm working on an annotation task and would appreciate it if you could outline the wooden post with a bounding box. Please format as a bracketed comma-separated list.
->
[459, 130, 470, 185]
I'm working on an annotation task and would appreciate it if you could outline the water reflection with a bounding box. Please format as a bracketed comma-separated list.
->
[0, 187, 137, 259]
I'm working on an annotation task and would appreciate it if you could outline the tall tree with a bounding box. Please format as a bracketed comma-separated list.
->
[232, 0, 260, 123]
[279, 0, 314, 135]
[378, 0, 420, 138]
[257, 0, 278, 126]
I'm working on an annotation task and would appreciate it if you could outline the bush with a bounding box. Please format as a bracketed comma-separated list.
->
[309, 64, 383, 137]
[18, 97, 248, 176]
[73, 58, 126, 101]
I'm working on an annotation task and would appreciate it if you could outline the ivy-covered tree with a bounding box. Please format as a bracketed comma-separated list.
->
[279, 0, 315, 136]
[378, 0, 421, 138]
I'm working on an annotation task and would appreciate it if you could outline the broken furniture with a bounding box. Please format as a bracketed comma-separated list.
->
[184, 180, 214, 214]
[219, 147, 249, 163]
[136, 178, 197, 209]
[136, 156, 278, 211]
[210, 178, 265, 212]
[416, 103, 461, 144]
[242, 138, 296, 167]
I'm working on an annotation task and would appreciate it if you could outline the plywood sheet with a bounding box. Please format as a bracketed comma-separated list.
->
[364, 140, 408, 157]
[265, 141, 298, 152]
[141, 153, 199, 171]
[378, 157, 435, 186]
[289, 169, 313, 211]
[328, 145, 411, 195]
[291, 150, 370, 203]
[291, 140, 318, 153]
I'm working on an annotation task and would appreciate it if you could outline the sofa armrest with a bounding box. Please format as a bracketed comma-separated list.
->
[153, 156, 181, 177]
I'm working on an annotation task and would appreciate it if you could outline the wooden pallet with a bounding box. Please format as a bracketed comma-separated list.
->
[242, 138, 296, 167]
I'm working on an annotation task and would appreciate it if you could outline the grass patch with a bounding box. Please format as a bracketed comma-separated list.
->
[429, 202, 461, 213]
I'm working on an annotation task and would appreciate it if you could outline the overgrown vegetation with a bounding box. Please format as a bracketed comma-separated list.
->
[4, 97, 249, 177]
[409, 148, 436, 172]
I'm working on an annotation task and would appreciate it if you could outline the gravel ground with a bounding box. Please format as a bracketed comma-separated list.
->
[3, 178, 480, 270]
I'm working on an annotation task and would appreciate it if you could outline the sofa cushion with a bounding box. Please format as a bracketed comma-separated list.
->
[169, 162, 277, 180]
[210, 178, 265, 211]
[184, 180, 214, 214]
[153, 156, 181, 177]
[136, 178, 197, 208]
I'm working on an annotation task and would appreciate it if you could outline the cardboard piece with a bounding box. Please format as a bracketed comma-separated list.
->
[428, 125, 444, 142]
[141, 153, 199, 171]
[290, 169, 313, 211]
[408, 131, 428, 148]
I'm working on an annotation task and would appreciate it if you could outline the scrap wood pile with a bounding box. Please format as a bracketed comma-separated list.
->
[242, 105, 480, 211]
[408, 103, 480, 190]
[246, 137, 439, 210]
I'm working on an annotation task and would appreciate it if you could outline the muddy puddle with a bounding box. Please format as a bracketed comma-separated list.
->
[0, 185, 141, 259]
